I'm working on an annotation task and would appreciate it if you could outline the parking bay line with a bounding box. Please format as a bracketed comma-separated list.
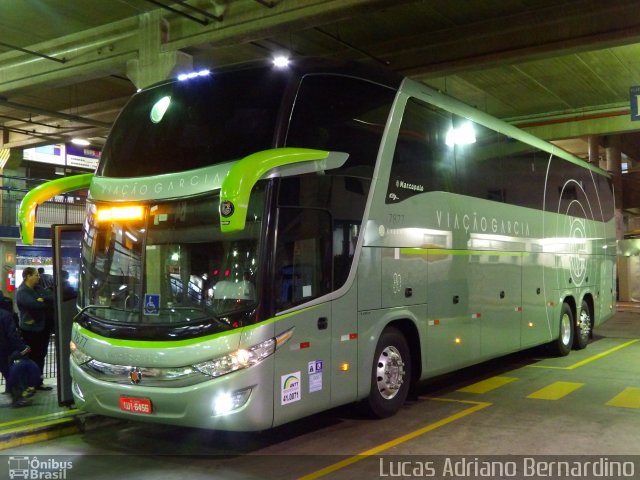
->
[528, 339, 639, 370]
[297, 398, 491, 480]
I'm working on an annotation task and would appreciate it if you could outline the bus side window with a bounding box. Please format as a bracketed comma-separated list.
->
[275, 207, 332, 310]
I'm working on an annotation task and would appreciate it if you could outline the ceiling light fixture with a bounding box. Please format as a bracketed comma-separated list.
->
[71, 138, 91, 146]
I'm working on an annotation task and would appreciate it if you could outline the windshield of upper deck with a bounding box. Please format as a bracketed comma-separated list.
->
[98, 67, 290, 178]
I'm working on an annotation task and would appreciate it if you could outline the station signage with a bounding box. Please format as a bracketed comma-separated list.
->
[23, 143, 100, 171]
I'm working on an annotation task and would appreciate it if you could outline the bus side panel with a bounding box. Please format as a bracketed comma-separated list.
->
[331, 281, 359, 407]
[424, 253, 481, 376]
[381, 247, 428, 308]
[358, 246, 382, 311]
[522, 252, 554, 347]
[272, 303, 333, 428]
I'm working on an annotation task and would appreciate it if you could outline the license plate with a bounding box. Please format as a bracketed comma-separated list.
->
[119, 396, 152, 414]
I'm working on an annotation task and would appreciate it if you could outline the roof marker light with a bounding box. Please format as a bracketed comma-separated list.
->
[177, 69, 211, 81]
[272, 55, 290, 68]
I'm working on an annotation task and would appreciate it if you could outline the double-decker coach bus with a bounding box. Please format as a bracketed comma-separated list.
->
[20, 59, 616, 430]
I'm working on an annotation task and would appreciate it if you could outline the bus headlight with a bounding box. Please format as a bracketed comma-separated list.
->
[194, 337, 276, 378]
[70, 341, 93, 365]
[194, 328, 294, 378]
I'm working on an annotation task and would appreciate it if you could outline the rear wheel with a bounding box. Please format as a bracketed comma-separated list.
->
[549, 302, 574, 357]
[573, 300, 592, 350]
[362, 327, 411, 418]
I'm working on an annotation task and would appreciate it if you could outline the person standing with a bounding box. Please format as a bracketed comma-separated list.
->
[16, 267, 54, 391]
[0, 307, 36, 406]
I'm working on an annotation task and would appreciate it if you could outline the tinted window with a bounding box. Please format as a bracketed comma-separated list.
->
[99, 67, 289, 177]
[278, 175, 369, 290]
[286, 74, 396, 178]
[386, 98, 454, 203]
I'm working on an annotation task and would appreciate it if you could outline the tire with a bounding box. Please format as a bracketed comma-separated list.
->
[549, 302, 574, 357]
[362, 327, 411, 418]
[573, 300, 592, 350]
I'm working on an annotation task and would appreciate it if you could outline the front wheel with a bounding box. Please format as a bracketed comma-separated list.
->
[362, 327, 411, 418]
[549, 302, 574, 357]
[573, 300, 592, 350]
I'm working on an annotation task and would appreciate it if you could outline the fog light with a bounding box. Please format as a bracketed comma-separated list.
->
[213, 387, 252, 416]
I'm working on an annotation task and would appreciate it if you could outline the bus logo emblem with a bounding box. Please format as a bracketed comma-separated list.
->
[130, 367, 142, 385]
[220, 201, 234, 217]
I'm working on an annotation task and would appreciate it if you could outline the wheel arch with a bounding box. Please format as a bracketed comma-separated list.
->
[385, 318, 422, 385]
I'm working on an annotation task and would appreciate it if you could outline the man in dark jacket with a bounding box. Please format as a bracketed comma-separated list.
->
[16, 267, 54, 391]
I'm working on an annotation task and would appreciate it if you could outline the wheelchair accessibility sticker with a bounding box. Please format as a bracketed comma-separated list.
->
[144, 294, 160, 315]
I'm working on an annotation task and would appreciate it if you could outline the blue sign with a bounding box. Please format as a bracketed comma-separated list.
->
[144, 294, 160, 315]
[631, 86, 640, 121]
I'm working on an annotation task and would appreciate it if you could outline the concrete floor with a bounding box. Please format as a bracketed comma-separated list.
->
[2, 306, 640, 479]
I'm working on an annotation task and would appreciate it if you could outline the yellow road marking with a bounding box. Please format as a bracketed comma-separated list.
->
[606, 387, 640, 409]
[297, 399, 491, 480]
[0, 409, 79, 429]
[528, 339, 639, 370]
[527, 381, 584, 400]
[0, 425, 79, 450]
[457, 376, 517, 394]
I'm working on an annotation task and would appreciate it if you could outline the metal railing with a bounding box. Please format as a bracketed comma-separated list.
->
[0, 174, 87, 228]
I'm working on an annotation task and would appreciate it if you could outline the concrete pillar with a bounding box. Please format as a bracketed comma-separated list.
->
[126, 11, 193, 89]
[588, 136, 600, 166]
[605, 134, 624, 241]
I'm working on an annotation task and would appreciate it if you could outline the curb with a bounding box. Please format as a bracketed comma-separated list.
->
[0, 411, 120, 450]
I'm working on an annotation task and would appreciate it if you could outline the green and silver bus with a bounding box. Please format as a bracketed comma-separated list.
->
[20, 59, 616, 430]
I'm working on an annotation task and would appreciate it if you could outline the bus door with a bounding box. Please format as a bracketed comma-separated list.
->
[272, 207, 333, 426]
[51, 224, 82, 406]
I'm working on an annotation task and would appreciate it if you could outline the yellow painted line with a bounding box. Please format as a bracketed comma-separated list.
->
[528, 339, 640, 370]
[606, 387, 640, 409]
[457, 376, 517, 394]
[0, 409, 79, 429]
[527, 381, 584, 400]
[0, 425, 80, 450]
[0, 416, 77, 437]
[297, 399, 491, 480]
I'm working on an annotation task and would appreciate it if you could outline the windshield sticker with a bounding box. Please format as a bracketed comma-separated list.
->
[281, 371, 301, 405]
[144, 294, 160, 316]
[308, 360, 323, 393]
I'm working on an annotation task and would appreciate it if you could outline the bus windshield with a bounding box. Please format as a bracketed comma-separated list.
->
[98, 66, 290, 178]
[80, 186, 265, 327]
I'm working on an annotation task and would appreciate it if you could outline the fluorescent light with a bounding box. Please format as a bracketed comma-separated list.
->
[71, 138, 90, 146]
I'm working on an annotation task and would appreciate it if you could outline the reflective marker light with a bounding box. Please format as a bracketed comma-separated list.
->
[177, 69, 211, 81]
[339, 362, 350, 371]
[96, 205, 144, 222]
[272, 55, 290, 68]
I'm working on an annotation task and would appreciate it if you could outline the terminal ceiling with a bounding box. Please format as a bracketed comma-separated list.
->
[1, 0, 640, 166]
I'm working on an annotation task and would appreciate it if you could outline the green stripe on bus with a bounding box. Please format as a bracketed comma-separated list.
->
[75, 305, 319, 348]
[399, 248, 528, 257]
